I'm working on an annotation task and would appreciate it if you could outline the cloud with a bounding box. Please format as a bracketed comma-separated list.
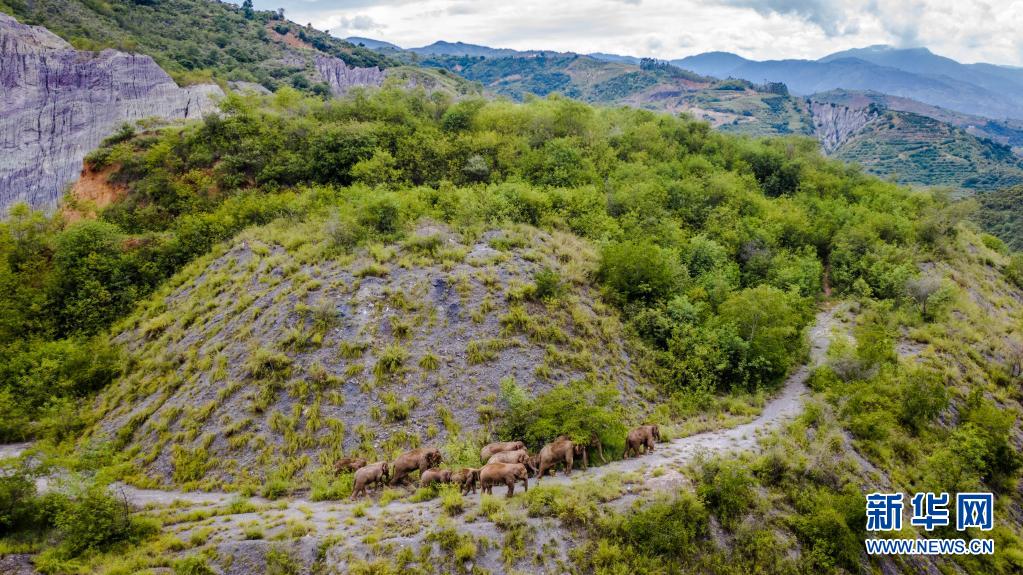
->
[717, 0, 850, 35]
[242, 0, 1023, 66]
[330, 13, 383, 35]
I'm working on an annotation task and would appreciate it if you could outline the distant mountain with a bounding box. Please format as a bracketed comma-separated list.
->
[409, 41, 528, 58]
[587, 52, 641, 65]
[346, 36, 402, 51]
[672, 51, 751, 78]
[821, 45, 1023, 99]
[673, 49, 1023, 121]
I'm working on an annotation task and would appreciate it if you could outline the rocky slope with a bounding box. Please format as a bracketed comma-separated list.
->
[0, 13, 221, 211]
[87, 220, 644, 490]
[808, 99, 881, 153]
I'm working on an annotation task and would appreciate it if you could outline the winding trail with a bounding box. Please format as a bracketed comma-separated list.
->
[0, 306, 844, 573]
[2, 305, 842, 545]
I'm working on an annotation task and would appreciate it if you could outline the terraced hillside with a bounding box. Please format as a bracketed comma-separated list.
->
[831, 109, 1023, 192]
[88, 220, 644, 490]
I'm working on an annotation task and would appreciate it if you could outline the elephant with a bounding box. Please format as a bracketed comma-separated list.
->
[624, 424, 660, 458]
[450, 468, 480, 494]
[351, 462, 389, 499]
[480, 441, 525, 461]
[479, 462, 529, 497]
[390, 447, 443, 485]
[536, 437, 588, 480]
[486, 449, 536, 474]
[558, 434, 607, 465]
[333, 457, 367, 474]
[526, 454, 553, 478]
[420, 468, 452, 488]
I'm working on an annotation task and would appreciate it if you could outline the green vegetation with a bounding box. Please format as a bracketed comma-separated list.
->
[0, 79, 1020, 574]
[974, 185, 1023, 250]
[2, 0, 389, 89]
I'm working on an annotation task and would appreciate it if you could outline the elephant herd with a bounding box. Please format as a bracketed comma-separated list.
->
[342, 424, 661, 499]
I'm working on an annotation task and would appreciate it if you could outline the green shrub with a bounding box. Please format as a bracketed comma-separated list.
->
[173, 555, 216, 575]
[696, 459, 755, 529]
[598, 241, 681, 304]
[614, 493, 709, 560]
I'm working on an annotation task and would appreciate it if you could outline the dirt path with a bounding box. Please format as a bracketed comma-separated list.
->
[1, 306, 843, 574]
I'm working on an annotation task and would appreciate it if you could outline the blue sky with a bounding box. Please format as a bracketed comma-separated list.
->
[238, 0, 1023, 66]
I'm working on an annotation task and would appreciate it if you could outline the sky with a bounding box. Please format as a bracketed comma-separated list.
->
[243, 0, 1023, 66]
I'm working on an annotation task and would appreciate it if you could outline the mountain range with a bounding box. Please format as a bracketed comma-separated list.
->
[351, 38, 1023, 193]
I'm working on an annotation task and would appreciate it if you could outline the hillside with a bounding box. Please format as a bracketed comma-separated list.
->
[90, 220, 644, 489]
[812, 89, 1023, 154]
[829, 108, 1023, 192]
[673, 48, 1023, 121]
[0, 0, 390, 88]
[975, 185, 1023, 250]
[1, 82, 1022, 575]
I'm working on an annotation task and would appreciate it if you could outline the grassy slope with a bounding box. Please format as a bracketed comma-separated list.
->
[0, 0, 390, 88]
[87, 220, 644, 490]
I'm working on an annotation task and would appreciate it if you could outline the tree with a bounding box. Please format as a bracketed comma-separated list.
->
[599, 241, 682, 304]
[242, 0, 254, 19]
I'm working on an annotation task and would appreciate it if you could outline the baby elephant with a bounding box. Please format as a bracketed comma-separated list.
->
[450, 468, 480, 494]
[420, 468, 453, 488]
[480, 441, 525, 461]
[480, 462, 528, 497]
[624, 424, 661, 458]
[486, 449, 536, 474]
[334, 457, 367, 474]
[351, 462, 389, 499]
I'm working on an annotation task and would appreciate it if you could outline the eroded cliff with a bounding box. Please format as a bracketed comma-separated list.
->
[0, 13, 222, 211]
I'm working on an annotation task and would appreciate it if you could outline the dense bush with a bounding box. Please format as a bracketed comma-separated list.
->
[499, 378, 626, 457]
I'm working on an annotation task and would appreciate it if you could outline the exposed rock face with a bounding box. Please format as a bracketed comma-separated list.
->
[315, 54, 385, 95]
[0, 13, 222, 212]
[809, 99, 880, 153]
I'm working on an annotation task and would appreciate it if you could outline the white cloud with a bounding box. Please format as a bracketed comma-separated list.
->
[245, 0, 1023, 65]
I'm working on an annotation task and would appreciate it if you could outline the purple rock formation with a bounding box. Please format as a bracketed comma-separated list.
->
[315, 55, 385, 95]
[0, 13, 222, 212]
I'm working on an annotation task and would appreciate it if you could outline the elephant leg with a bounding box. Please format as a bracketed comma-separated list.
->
[582, 449, 588, 471]
[565, 453, 573, 476]
[505, 478, 514, 497]
[537, 462, 549, 482]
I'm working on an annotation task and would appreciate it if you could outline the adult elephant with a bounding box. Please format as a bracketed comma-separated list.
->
[390, 447, 443, 485]
[486, 449, 536, 474]
[480, 441, 525, 461]
[559, 434, 607, 465]
[479, 462, 529, 497]
[624, 424, 660, 458]
[350, 462, 389, 499]
[536, 437, 588, 480]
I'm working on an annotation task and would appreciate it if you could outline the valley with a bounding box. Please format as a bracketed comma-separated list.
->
[1, 3, 1022, 575]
